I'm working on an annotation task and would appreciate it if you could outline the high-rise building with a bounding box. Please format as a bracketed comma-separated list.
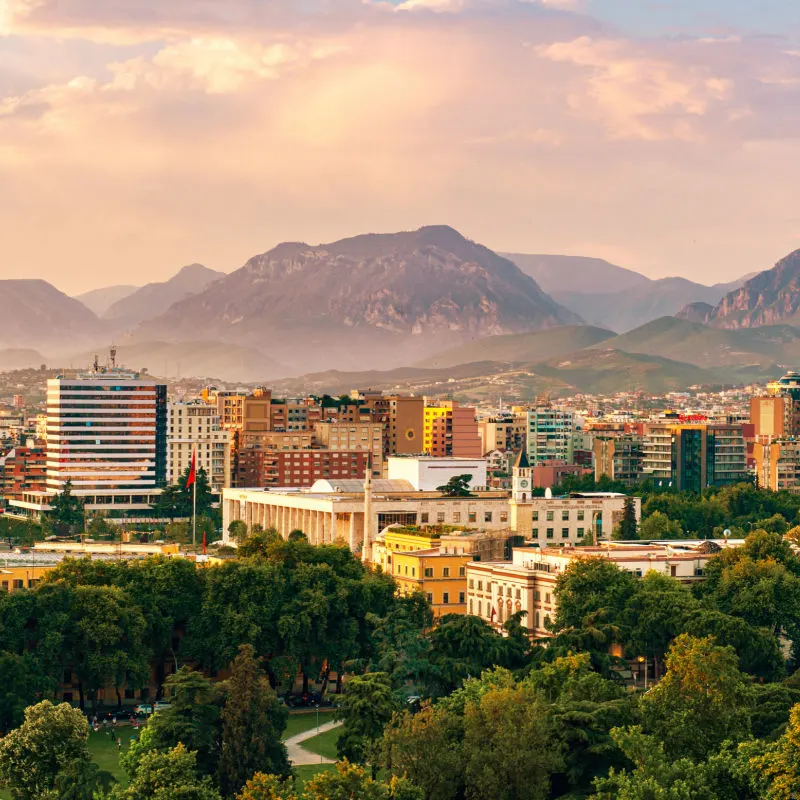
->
[753, 439, 800, 493]
[641, 422, 748, 492]
[168, 401, 231, 492]
[593, 434, 643, 485]
[423, 401, 482, 458]
[10, 362, 167, 520]
[526, 406, 574, 465]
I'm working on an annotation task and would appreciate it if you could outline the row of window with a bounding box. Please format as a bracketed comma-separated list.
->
[425, 591, 466, 605]
[396, 564, 466, 578]
[532, 527, 588, 539]
[532, 509, 589, 521]
[419, 511, 508, 524]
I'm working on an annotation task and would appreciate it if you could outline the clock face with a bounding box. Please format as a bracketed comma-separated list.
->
[519, 479, 529, 488]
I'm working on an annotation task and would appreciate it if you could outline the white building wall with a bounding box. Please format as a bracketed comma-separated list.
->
[387, 457, 488, 491]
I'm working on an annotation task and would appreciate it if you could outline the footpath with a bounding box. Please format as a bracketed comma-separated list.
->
[285, 720, 343, 766]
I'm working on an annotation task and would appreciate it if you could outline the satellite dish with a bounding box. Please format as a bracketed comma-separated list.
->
[545, 488, 552, 499]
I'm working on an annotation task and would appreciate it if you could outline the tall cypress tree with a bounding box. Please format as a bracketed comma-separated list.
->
[617, 497, 639, 541]
[218, 644, 289, 797]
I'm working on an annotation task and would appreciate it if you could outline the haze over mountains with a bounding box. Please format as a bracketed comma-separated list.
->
[1, 225, 799, 389]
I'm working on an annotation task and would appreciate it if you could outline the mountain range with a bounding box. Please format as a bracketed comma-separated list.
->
[0, 226, 798, 388]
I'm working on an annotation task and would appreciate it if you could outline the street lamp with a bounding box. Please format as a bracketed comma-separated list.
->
[637, 656, 648, 690]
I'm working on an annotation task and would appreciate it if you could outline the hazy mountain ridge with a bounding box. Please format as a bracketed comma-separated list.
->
[103, 264, 225, 326]
[76, 285, 139, 317]
[138, 226, 583, 373]
[679, 250, 800, 329]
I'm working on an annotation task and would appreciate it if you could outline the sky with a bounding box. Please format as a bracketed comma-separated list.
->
[2, 0, 800, 294]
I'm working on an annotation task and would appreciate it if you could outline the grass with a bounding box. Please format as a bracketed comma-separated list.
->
[292, 764, 336, 787]
[283, 709, 336, 740]
[301, 726, 341, 761]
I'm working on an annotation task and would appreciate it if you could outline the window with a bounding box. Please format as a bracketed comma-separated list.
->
[515, 589, 521, 599]
[437, 512, 446, 523]
[459, 566, 466, 577]
[562, 527, 569, 538]
[670, 565, 677, 577]
[577, 510, 585, 521]
[532, 510, 539, 521]
[443, 567, 450, 577]
[424, 567, 433, 578]
[443, 592, 450, 604]
[468, 512, 477, 523]
[469, 600, 473, 613]
[534, 590, 540, 601]
[469, 579, 474, 588]
[453, 512, 461, 523]
[484, 511, 492, 523]
[420, 513, 429, 524]
[546, 511, 554, 521]
[535, 612, 540, 629]
[545, 593, 551, 604]
[532, 528, 539, 539]
[411, 568, 416, 577]
[562, 510, 569, 521]
[404, 566, 408, 575]
[546, 528, 554, 539]
[500, 512, 508, 523]
[426, 593, 433, 604]
[577, 527, 584, 537]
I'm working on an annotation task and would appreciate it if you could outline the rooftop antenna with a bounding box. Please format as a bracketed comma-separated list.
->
[110, 345, 117, 370]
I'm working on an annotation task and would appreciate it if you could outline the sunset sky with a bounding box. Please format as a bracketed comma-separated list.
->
[2, 0, 799, 293]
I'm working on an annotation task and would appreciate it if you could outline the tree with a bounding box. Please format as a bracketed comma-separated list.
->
[0, 651, 49, 734]
[381, 704, 465, 800]
[236, 774, 297, 800]
[751, 703, 800, 799]
[614, 497, 638, 541]
[151, 466, 214, 521]
[238, 529, 283, 558]
[64, 584, 149, 711]
[125, 668, 223, 778]
[436, 475, 474, 498]
[219, 645, 290, 797]
[109, 743, 222, 800]
[228, 520, 248, 544]
[337, 672, 397, 769]
[638, 511, 683, 540]
[46, 479, 84, 537]
[87, 513, 114, 539]
[304, 761, 422, 800]
[0, 700, 95, 800]
[463, 685, 562, 800]
[640, 634, 754, 761]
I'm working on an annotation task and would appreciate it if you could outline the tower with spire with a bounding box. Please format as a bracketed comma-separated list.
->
[509, 449, 535, 539]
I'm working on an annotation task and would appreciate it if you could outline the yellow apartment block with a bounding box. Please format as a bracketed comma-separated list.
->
[0, 564, 53, 592]
[371, 529, 440, 573]
[390, 548, 472, 618]
[423, 405, 451, 454]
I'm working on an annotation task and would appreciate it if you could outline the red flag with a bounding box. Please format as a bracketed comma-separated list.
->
[186, 450, 197, 488]
[490, 606, 497, 621]
[202, 531, 207, 555]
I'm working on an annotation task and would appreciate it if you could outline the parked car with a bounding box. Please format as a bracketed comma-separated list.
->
[153, 701, 171, 712]
[134, 703, 154, 717]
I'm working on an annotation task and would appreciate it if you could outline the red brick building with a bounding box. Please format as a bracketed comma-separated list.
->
[236, 448, 369, 488]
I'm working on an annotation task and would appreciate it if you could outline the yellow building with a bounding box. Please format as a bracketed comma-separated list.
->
[423, 405, 452, 455]
[391, 548, 471, 618]
[371, 529, 440, 573]
[0, 564, 53, 592]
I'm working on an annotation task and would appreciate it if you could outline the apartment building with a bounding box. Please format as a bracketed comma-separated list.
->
[167, 401, 231, 492]
[526, 406, 575, 465]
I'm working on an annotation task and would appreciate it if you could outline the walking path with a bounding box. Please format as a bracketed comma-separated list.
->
[284, 720, 343, 766]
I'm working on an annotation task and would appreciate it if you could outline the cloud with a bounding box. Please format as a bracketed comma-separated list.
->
[0, 0, 799, 292]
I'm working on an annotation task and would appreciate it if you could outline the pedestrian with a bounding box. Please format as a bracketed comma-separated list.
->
[117, 737, 121, 751]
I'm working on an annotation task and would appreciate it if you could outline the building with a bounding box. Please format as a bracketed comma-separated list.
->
[168, 401, 231, 492]
[509, 450, 639, 542]
[423, 401, 482, 458]
[750, 396, 786, 440]
[531, 461, 590, 490]
[222, 480, 512, 558]
[9, 362, 167, 521]
[467, 540, 731, 636]
[641, 422, 748, 492]
[0, 442, 47, 504]
[386, 456, 488, 491]
[478, 416, 527, 456]
[753, 439, 800, 493]
[526, 406, 575, 465]
[592, 434, 643, 485]
[313, 422, 383, 476]
[391, 548, 471, 617]
[236, 448, 370, 489]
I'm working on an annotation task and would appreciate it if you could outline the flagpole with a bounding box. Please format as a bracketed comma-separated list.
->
[192, 468, 197, 550]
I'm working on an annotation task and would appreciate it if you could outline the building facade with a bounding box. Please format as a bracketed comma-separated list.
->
[168, 401, 231, 492]
[526, 407, 575, 465]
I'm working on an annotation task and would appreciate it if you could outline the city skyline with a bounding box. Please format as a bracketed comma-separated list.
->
[2, 0, 799, 293]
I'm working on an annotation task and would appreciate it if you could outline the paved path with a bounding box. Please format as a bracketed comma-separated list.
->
[284, 720, 343, 766]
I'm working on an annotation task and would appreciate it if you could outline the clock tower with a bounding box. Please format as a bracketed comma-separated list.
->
[512, 449, 532, 502]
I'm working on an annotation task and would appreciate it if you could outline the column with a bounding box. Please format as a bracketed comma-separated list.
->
[331, 513, 338, 544]
[315, 511, 323, 545]
[349, 513, 357, 553]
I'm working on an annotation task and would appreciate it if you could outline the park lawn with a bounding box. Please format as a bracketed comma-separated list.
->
[292, 763, 336, 787]
[0, 730, 132, 799]
[301, 726, 341, 761]
[283, 709, 336, 740]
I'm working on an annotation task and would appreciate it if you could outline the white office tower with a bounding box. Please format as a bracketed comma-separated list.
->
[167, 401, 231, 492]
[8, 360, 169, 522]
